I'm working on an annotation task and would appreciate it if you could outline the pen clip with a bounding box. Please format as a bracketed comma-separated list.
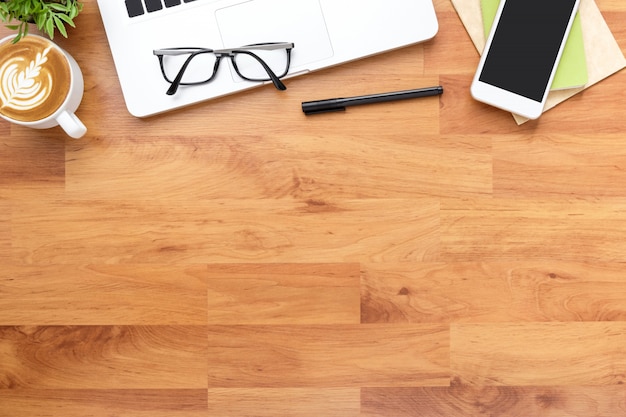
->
[303, 106, 346, 115]
[302, 99, 346, 115]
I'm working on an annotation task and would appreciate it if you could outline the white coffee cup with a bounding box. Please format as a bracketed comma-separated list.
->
[0, 34, 87, 139]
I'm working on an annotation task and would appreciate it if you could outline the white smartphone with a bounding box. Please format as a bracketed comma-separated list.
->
[471, 0, 581, 119]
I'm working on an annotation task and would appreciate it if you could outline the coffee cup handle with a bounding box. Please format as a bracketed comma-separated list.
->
[56, 110, 87, 139]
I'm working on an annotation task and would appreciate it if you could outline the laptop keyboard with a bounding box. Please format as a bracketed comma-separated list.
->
[125, 0, 199, 18]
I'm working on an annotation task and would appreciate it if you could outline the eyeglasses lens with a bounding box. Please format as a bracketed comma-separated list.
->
[162, 52, 217, 84]
[233, 49, 289, 81]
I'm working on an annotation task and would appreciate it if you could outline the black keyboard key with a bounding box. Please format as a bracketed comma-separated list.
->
[125, 0, 144, 17]
[184, 0, 198, 3]
[145, 0, 163, 13]
[164, 0, 181, 6]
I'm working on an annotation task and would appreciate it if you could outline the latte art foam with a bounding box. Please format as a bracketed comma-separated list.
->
[1, 47, 53, 112]
[0, 36, 71, 122]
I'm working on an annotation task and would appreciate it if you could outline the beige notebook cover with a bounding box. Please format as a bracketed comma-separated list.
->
[451, 0, 626, 124]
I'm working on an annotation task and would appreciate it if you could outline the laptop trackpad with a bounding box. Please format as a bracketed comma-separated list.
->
[215, 0, 334, 75]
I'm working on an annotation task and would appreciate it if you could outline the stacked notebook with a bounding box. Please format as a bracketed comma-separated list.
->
[452, 0, 626, 124]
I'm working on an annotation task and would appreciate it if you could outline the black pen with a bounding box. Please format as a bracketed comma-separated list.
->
[302, 86, 443, 115]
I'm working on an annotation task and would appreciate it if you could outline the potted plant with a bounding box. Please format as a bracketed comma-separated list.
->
[0, 0, 83, 42]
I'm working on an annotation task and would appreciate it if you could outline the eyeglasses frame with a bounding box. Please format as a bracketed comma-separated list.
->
[153, 42, 295, 95]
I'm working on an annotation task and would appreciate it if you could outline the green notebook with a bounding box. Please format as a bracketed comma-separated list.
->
[481, 0, 588, 90]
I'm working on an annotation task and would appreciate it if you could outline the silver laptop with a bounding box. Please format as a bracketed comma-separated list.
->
[96, 0, 439, 117]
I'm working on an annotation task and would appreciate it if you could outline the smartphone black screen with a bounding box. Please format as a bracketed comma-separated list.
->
[478, 0, 577, 102]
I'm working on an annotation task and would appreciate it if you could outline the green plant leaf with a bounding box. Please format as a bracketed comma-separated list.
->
[45, 16, 54, 38]
[48, 4, 70, 12]
[56, 12, 75, 28]
[53, 15, 67, 37]
[34, 13, 46, 29]
[0, 0, 83, 40]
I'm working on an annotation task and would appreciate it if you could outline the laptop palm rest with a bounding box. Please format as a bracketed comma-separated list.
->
[215, 0, 334, 77]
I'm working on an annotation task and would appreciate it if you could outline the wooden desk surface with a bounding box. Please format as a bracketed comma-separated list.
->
[2, 1, 626, 415]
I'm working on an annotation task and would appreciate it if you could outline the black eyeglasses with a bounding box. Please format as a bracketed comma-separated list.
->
[153, 42, 295, 95]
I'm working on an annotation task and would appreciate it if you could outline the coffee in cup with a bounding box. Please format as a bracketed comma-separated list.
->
[0, 34, 87, 138]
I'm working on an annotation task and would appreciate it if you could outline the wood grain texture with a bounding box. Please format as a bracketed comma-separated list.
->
[0, 201, 10, 264]
[361, 262, 626, 323]
[440, 198, 626, 262]
[451, 322, 626, 386]
[362, 385, 626, 417]
[11, 199, 440, 263]
[0, 389, 208, 417]
[0, 134, 65, 199]
[206, 325, 449, 387]
[0, 265, 207, 325]
[2, 0, 626, 415]
[64, 131, 493, 200]
[0, 326, 207, 388]
[206, 263, 361, 324]
[207, 389, 360, 417]
[493, 134, 626, 197]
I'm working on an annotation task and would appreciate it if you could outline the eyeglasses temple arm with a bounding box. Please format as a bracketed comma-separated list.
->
[165, 54, 197, 95]
[264, 65, 287, 91]
[154, 48, 214, 55]
[214, 42, 294, 54]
